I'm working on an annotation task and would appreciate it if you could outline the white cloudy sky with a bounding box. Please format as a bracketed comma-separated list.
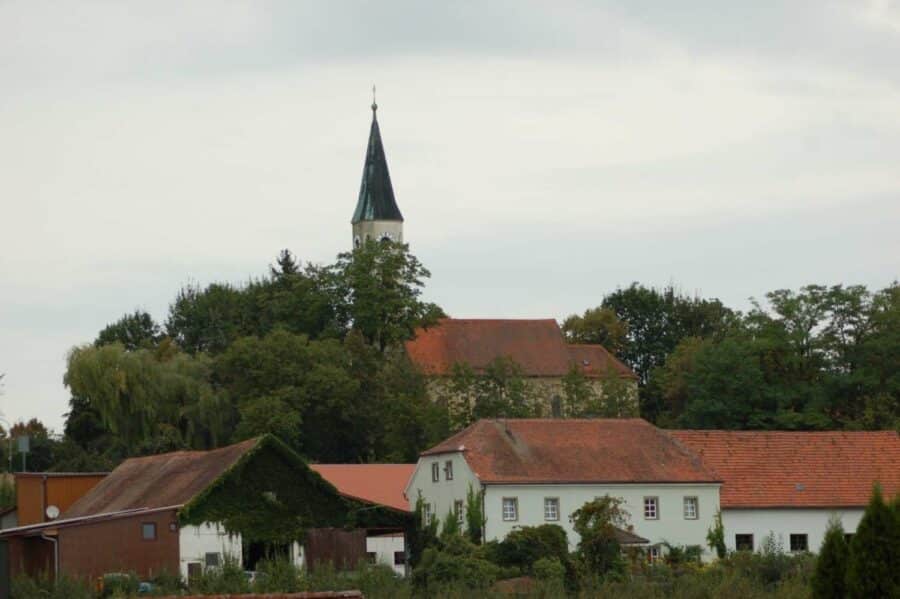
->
[2, 1, 899, 431]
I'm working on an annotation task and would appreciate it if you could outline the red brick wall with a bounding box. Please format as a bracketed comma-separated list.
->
[58, 509, 180, 580]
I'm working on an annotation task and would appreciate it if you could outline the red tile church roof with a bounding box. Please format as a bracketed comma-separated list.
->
[405, 318, 634, 378]
[422, 419, 719, 484]
[669, 430, 900, 508]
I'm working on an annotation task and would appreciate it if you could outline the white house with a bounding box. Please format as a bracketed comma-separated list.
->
[670, 430, 900, 554]
[406, 418, 722, 561]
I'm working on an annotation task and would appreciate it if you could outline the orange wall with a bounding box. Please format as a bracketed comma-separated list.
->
[16, 474, 107, 525]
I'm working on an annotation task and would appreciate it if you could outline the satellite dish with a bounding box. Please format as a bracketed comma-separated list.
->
[45, 505, 60, 520]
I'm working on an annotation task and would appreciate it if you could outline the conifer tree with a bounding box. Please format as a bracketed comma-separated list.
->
[811, 516, 848, 599]
[846, 484, 900, 598]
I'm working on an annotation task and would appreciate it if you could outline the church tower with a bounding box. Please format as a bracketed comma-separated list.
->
[351, 97, 403, 248]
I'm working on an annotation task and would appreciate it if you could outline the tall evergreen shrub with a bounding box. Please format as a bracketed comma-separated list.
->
[846, 484, 900, 599]
[811, 516, 848, 599]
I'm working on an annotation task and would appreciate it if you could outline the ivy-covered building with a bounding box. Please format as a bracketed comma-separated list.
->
[0, 435, 411, 584]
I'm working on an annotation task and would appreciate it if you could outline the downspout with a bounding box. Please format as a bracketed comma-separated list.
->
[40, 534, 59, 579]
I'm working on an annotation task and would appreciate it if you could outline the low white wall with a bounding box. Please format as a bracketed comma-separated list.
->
[367, 533, 406, 576]
[179, 523, 242, 580]
[484, 483, 720, 561]
[722, 508, 864, 554]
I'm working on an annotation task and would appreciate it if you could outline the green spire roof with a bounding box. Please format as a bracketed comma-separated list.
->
[352, 103, 403, 224]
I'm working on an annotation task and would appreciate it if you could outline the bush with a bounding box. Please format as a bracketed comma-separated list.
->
[811, 517, 848, 599]
[412, 545, 502, 594]
[12, 573, 94, 599]
[188, 553, 249, 594]
[846, 484, 900, 598]
[253, 556, 303, 592]
[493, 524, 569, 573]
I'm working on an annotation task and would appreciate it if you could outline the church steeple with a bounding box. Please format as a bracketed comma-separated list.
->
[352, 93, 404, 248]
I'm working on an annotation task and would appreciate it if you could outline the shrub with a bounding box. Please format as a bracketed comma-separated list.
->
[493, 524, 569, 573]
[706, 510, 727, 559]
[12, 573, 93, 599]
[570, 496, 629, 578]
[412, 545, 501, 594]
[811, 516, 848, 599]
[253, 556, 303, 592]
[465, 484, 484, 544]
[846, 484, 900, 598]
[189, 553, 249, 594]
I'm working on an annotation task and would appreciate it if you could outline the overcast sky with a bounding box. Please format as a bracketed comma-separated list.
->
[2, 1, 899, 431]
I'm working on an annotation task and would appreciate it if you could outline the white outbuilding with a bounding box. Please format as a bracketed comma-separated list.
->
[671, 430, 900, 554]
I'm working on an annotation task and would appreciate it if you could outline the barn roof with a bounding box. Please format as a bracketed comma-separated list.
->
[64, 438, 259, 518]
[421, 419, 718, 484]
[311, 464, 415, 512]
[669, 430, 900, 508]
[405, 318, 635, 378]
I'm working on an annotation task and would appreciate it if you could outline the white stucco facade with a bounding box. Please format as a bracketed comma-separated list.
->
[367, 532, 406, 576]
[407, 451, 721, 561]
[483, 483, 718, 555]
[178, 523, 243, 579]
[722, 508, 864, 554]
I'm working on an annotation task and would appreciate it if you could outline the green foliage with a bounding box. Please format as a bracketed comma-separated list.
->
[706, 510, 727, 559]
[562, 307, 629, 355]
[328, 239, 444, 351]
[412, 545, 502, 594]
[179, 435, 351, 544]
[465, 484, 484, 544]
[95, 310, 162, 350]
[100, 572, 139, 597]
[492, 524, 569, 574]
[12, 573, 94, 599]
[444, 357, 541, 430]
[532, 555, 566, 586]
[0, 476, 14, 508]
[189, 552, 250, 594]
[570, 496, 629, 577]
[846, 484, 900, 598]
[252, 556, 304, 592]
[811, 516, 848, 599]
[441, 506, 460, 538]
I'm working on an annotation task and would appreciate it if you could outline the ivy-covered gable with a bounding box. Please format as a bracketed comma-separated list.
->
[178, 435, 349, 543]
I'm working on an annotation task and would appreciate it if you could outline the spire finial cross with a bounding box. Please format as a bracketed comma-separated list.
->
[371, 85, 377, 114]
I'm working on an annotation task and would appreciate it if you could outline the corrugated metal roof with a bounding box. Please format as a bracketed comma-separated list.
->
[422, 419, 718, 484]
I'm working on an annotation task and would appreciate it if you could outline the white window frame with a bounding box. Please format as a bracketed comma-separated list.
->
[789, 533, 808, 552]
[683, 496, 698, 520]
[431, 462, 439, 482]
[454, 499, 464, 525]
[423, 503, 433, 526]
[544, 497, 559, 521]
[643, 496, 659, 520]
[444, 460, 454, 481]
[648, 545, 661, 564]
[502, 497, 518, 522]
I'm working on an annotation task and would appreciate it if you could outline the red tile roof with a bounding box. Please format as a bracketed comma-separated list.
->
[422, 419, 718, 484]
[405, 318, 634, 378]
[566, 344, 637, 379]
[64, 438, 259, 518]
[669, 430, 900, 508]
[310, 464, 415, 513]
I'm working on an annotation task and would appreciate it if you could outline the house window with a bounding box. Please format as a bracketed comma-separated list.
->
[648, 545, 661, 564]
[394, 551, 406, 566]
[423, 503, 433, 526]
[141, 522, 157, 540]
[683, 496, 698, 520]
[643, 497, 659, 520]
[454, 500, 464, 525]
[444, 460, 454, 481]
[366, 551, 377, 564]
[790, 534, 808, 552]
[544, 497, 559, 521]
[502, 497, 518, 521]
[431, 462, 440, 482]
[204, 552, 220, 568]
[735, 534, 754, 551]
